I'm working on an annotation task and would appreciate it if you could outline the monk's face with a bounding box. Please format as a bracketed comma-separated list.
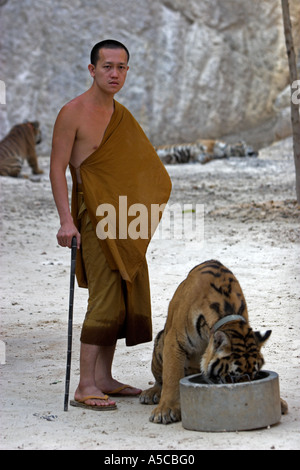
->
[89, 48, 129, 96]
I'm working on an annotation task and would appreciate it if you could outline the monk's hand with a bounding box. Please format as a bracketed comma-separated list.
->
[57, 222, 81, 249]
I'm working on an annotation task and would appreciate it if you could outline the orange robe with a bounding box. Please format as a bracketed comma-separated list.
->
[70, 100, 172, 345]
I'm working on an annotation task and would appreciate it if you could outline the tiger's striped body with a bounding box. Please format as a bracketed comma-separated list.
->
[140, 260, 272, 424]
[0, 121, 43, 177]
[155, 139, 258, 164]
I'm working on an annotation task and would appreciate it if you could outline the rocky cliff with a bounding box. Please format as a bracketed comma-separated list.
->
[0, 0, 299, 154]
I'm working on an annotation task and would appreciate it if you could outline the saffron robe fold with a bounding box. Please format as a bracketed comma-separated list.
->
[70, 100, 172, 285]
[69, 101, 171, 345]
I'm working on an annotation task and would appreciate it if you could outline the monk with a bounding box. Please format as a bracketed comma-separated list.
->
[50, 39, 171, 410]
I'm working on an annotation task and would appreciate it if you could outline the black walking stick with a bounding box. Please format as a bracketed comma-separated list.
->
[64, 236, 77, 411]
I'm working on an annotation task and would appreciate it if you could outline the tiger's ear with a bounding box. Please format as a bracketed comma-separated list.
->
[254, 330, 272, 349]
[213, 331, 230, 351]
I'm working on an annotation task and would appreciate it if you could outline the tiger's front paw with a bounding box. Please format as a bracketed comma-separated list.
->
[149, 402, 181, 424]
[139, 384, 161, 405]
[280, 397, 288, 415]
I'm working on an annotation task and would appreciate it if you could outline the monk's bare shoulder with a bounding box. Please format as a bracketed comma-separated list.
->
[51, 94, 88, 162]
[57, 93, 87, 124]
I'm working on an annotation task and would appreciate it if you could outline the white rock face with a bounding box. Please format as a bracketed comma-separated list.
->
[0, 0, 299, 153]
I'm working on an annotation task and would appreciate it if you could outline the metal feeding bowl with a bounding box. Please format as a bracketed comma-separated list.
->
[179, 370, 282, 432]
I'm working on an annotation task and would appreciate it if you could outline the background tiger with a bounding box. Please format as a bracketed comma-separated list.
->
[140, 260, 288, 424]
[0, 121, 43, 177]
[155, 139, 258, 164]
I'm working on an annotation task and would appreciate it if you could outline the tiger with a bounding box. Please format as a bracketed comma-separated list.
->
[140, 259, 288, 424]
[0, 121, 43, 177]
[155, 139, 258, 164]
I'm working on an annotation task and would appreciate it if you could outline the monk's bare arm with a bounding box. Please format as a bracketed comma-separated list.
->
[50, 105, 80, 248]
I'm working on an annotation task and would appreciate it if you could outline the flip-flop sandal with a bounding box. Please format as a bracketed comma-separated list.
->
[70, 395, 117, 411]
[106, 385, 142, 396]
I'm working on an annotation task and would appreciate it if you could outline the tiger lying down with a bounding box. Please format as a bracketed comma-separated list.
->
[140, 260, 288, 424]
[155, 139, 258, 164]
[0, 121, 43, 177]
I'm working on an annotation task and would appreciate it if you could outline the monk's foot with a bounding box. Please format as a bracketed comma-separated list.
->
[73, 386, 116, 408]
[100, 379, 142, 396]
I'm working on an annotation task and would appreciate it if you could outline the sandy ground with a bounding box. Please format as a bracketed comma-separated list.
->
[0, 137, 299, 451]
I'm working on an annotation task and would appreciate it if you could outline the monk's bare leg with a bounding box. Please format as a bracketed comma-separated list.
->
[95, 344, 142, 396]
[74, 343, 116, 407]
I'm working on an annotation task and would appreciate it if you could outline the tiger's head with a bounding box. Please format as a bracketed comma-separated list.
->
[227, 141, 258, 158]
[24, 121, 42, 145]
[201, 320, 271, 383]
